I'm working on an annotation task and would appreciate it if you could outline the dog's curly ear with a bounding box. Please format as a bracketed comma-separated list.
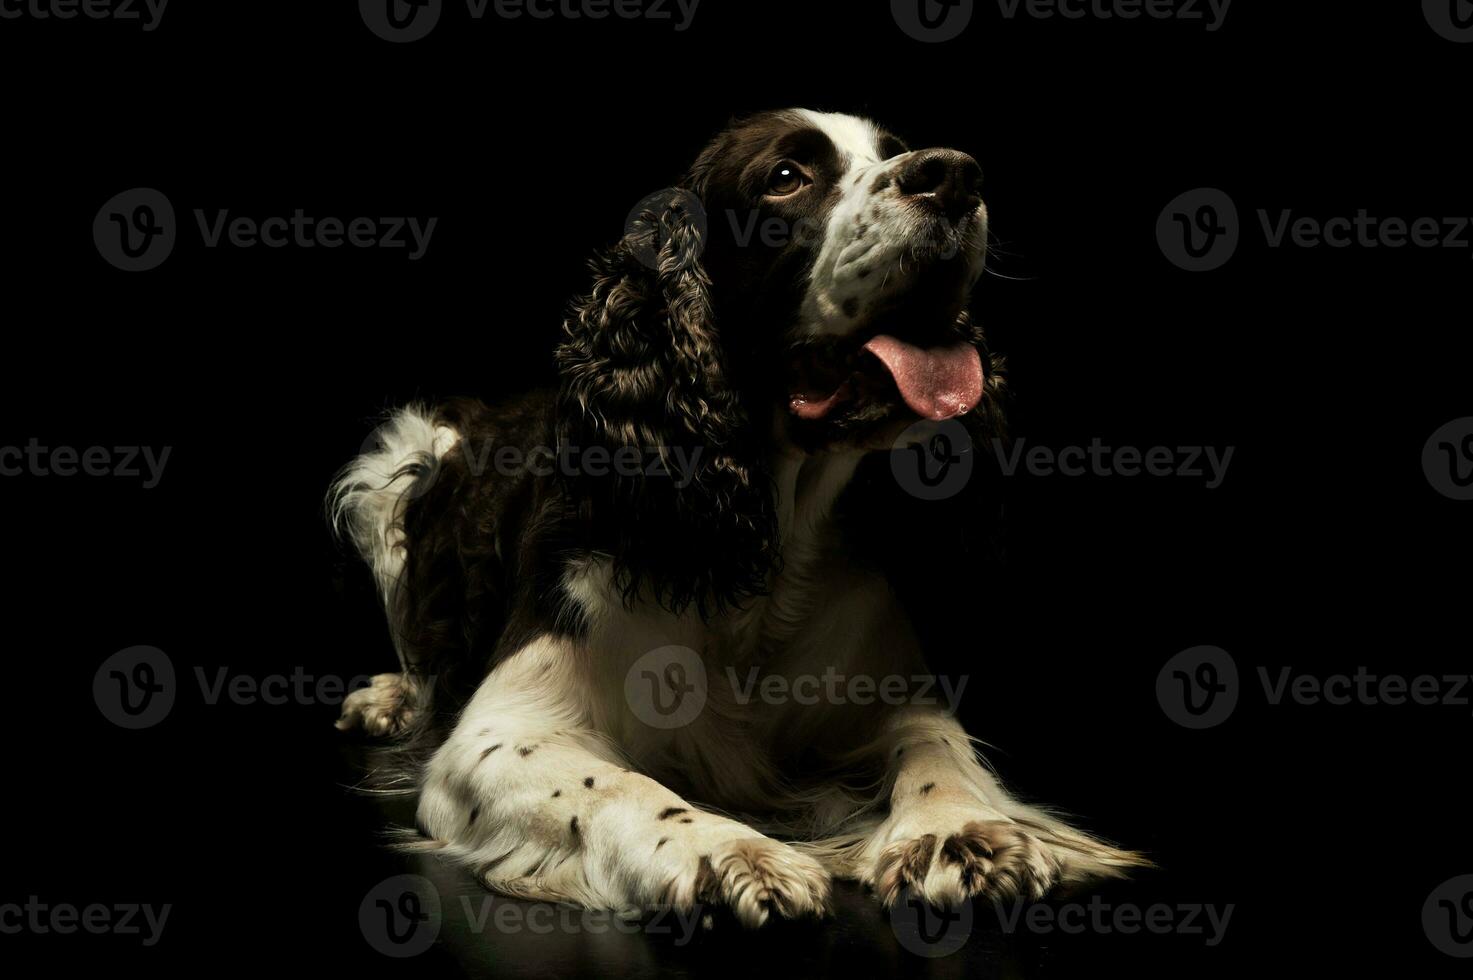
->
[556, 188, 776, 617]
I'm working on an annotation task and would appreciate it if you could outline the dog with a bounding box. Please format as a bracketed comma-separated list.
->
[330, 108, 1145, 927]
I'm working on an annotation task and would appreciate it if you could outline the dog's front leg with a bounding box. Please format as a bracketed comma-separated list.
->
[416, 635, 830, 925]
[854, 708, 1148, 907]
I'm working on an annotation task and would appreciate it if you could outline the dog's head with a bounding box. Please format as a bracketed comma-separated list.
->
[557, 110, 999, 614]
[690, 109, 990, 447]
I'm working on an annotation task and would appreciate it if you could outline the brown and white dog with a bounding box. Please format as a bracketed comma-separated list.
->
[330, 109, 1145, 926]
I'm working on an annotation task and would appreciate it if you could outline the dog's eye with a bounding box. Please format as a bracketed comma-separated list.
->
[766, 162, 809, 197]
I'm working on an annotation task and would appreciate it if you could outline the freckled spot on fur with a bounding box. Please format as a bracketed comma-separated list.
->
[680, 818, 694, 824]
[872, 174, 893, 193]
[920, 782, 936, 795]
[468, 806, 480, 825]
[905, 835, 938, 880]
[552, 790, 561, 798]
[659, 807, 689, 820]
[518, 745, 536, 757]
[570, 816, 580, 837]
[584, 777, 595, 788]
[656, 837, 669, 850]
[480, 744, 502, 761]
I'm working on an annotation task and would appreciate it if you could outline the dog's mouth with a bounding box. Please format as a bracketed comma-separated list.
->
[787, 332, 983, 422]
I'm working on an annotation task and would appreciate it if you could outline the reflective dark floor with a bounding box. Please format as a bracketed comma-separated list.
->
[335, 745, 1212, 980]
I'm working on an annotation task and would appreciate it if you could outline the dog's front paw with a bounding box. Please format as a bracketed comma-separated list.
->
[663, 835, 831, 928]
[868, 817, 1060, 908]
[335, 672, 416, 736]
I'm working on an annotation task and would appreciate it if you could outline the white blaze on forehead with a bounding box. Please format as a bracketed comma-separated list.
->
[794, 111, 914, 337]
[793, 109, 884, 169]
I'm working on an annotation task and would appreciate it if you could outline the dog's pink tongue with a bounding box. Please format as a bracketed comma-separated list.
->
[862, 335, 984, 420]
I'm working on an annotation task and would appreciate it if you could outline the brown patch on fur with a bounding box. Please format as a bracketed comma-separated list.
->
[875, 834, 938, 907]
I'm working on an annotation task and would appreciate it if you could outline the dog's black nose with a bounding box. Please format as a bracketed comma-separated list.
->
[896, 149, 983, 220]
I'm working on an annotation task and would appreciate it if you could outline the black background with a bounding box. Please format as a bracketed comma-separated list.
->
[2, 1, 1469, 977]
